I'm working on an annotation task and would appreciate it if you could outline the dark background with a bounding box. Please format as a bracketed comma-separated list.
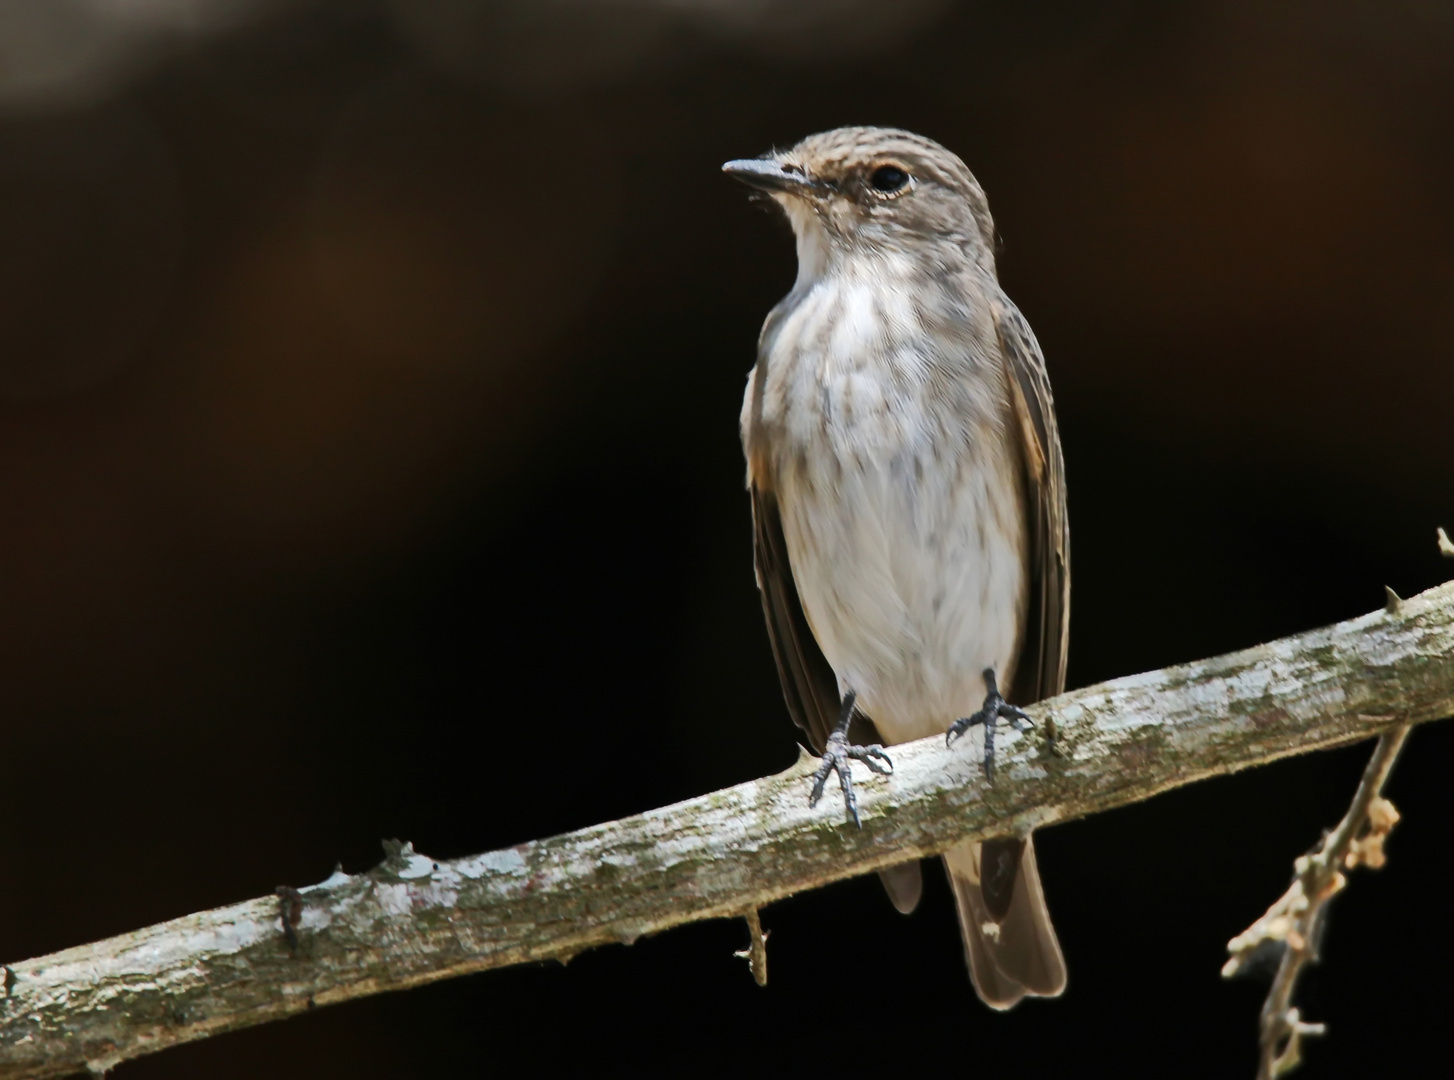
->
[2, 1, 1452, 1076]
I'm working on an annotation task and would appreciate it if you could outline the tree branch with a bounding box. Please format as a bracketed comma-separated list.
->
[4, 582, 1454, 1079]
[1223, 722, 1410, 1078]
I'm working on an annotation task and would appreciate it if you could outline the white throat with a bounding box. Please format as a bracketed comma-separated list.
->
[776, 195, 832, 289]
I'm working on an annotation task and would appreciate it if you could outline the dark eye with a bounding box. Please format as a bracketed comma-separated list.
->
[869, 164, 910, 194]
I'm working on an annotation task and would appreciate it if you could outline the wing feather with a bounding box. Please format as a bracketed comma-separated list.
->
[750, 484, 843, 754]
[992, 294, 1071, 705]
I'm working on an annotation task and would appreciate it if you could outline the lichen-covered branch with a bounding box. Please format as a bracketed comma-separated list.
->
[4, 582, 1454, 1080]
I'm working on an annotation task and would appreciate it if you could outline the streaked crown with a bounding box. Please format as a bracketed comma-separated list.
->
[724, 126, 996, 269]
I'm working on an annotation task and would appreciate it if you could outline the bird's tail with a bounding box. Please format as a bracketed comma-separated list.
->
[944, 836, 1066, 1009]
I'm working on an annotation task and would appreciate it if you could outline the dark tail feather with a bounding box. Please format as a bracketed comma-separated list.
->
[877, 859, 923, 914]
[944, 836, 1066, 1010]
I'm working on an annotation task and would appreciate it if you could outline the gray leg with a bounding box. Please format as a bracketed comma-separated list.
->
[946, 668, 1034, 780]
[809, 690, 893, 827]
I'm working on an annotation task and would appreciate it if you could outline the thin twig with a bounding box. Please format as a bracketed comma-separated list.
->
[1224, 724, 1412, 1079]
[734, 909, 769, 986]
[4, 582, 1454, 1079]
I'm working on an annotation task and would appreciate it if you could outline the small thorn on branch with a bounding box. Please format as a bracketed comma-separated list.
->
[734, 908, 769, 987]
[1266, 1008, 1327, 1078]
[1439, 527, 1454, 559]
[1384, 586, 1403, 614]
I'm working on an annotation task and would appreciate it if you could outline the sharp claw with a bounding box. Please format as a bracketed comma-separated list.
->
[948, 709, 991, 749]
[860, 758, 892, 777]
[997, 702, 1035, 731]
[848, 745, 893, 775]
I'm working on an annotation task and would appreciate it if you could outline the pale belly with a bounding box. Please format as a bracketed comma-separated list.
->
[777, 448, 1027, 747]
[746, 254, 1029, 745]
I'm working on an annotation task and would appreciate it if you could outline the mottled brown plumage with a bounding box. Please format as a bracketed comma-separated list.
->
[727, 127, 1069, 1008]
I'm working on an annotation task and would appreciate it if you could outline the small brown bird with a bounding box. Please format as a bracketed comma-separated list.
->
[725, 127, 1069, 1008]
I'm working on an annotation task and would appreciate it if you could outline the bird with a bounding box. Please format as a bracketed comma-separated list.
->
[724, 126, 1069, 1009]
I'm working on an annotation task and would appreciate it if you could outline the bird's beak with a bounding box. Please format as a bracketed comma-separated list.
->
[722, 157, 817, 196]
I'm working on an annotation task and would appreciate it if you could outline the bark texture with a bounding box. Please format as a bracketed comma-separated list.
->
[3, 582, 1453, 1079]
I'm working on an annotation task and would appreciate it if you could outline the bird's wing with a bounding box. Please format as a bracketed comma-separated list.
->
[750, 483, 843, 754]
[992, 291, 1071, 705]
[942, 294, 1072, 1007]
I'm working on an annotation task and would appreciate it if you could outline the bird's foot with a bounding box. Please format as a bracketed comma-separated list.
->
[946, 667, 1034, 780]
[809, 690, 893, 828]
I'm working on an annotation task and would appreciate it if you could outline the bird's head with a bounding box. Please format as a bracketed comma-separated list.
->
[723, 126, 997, 282]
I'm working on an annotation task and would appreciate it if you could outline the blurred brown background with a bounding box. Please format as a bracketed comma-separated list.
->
[1, 1, 1452, 1076]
